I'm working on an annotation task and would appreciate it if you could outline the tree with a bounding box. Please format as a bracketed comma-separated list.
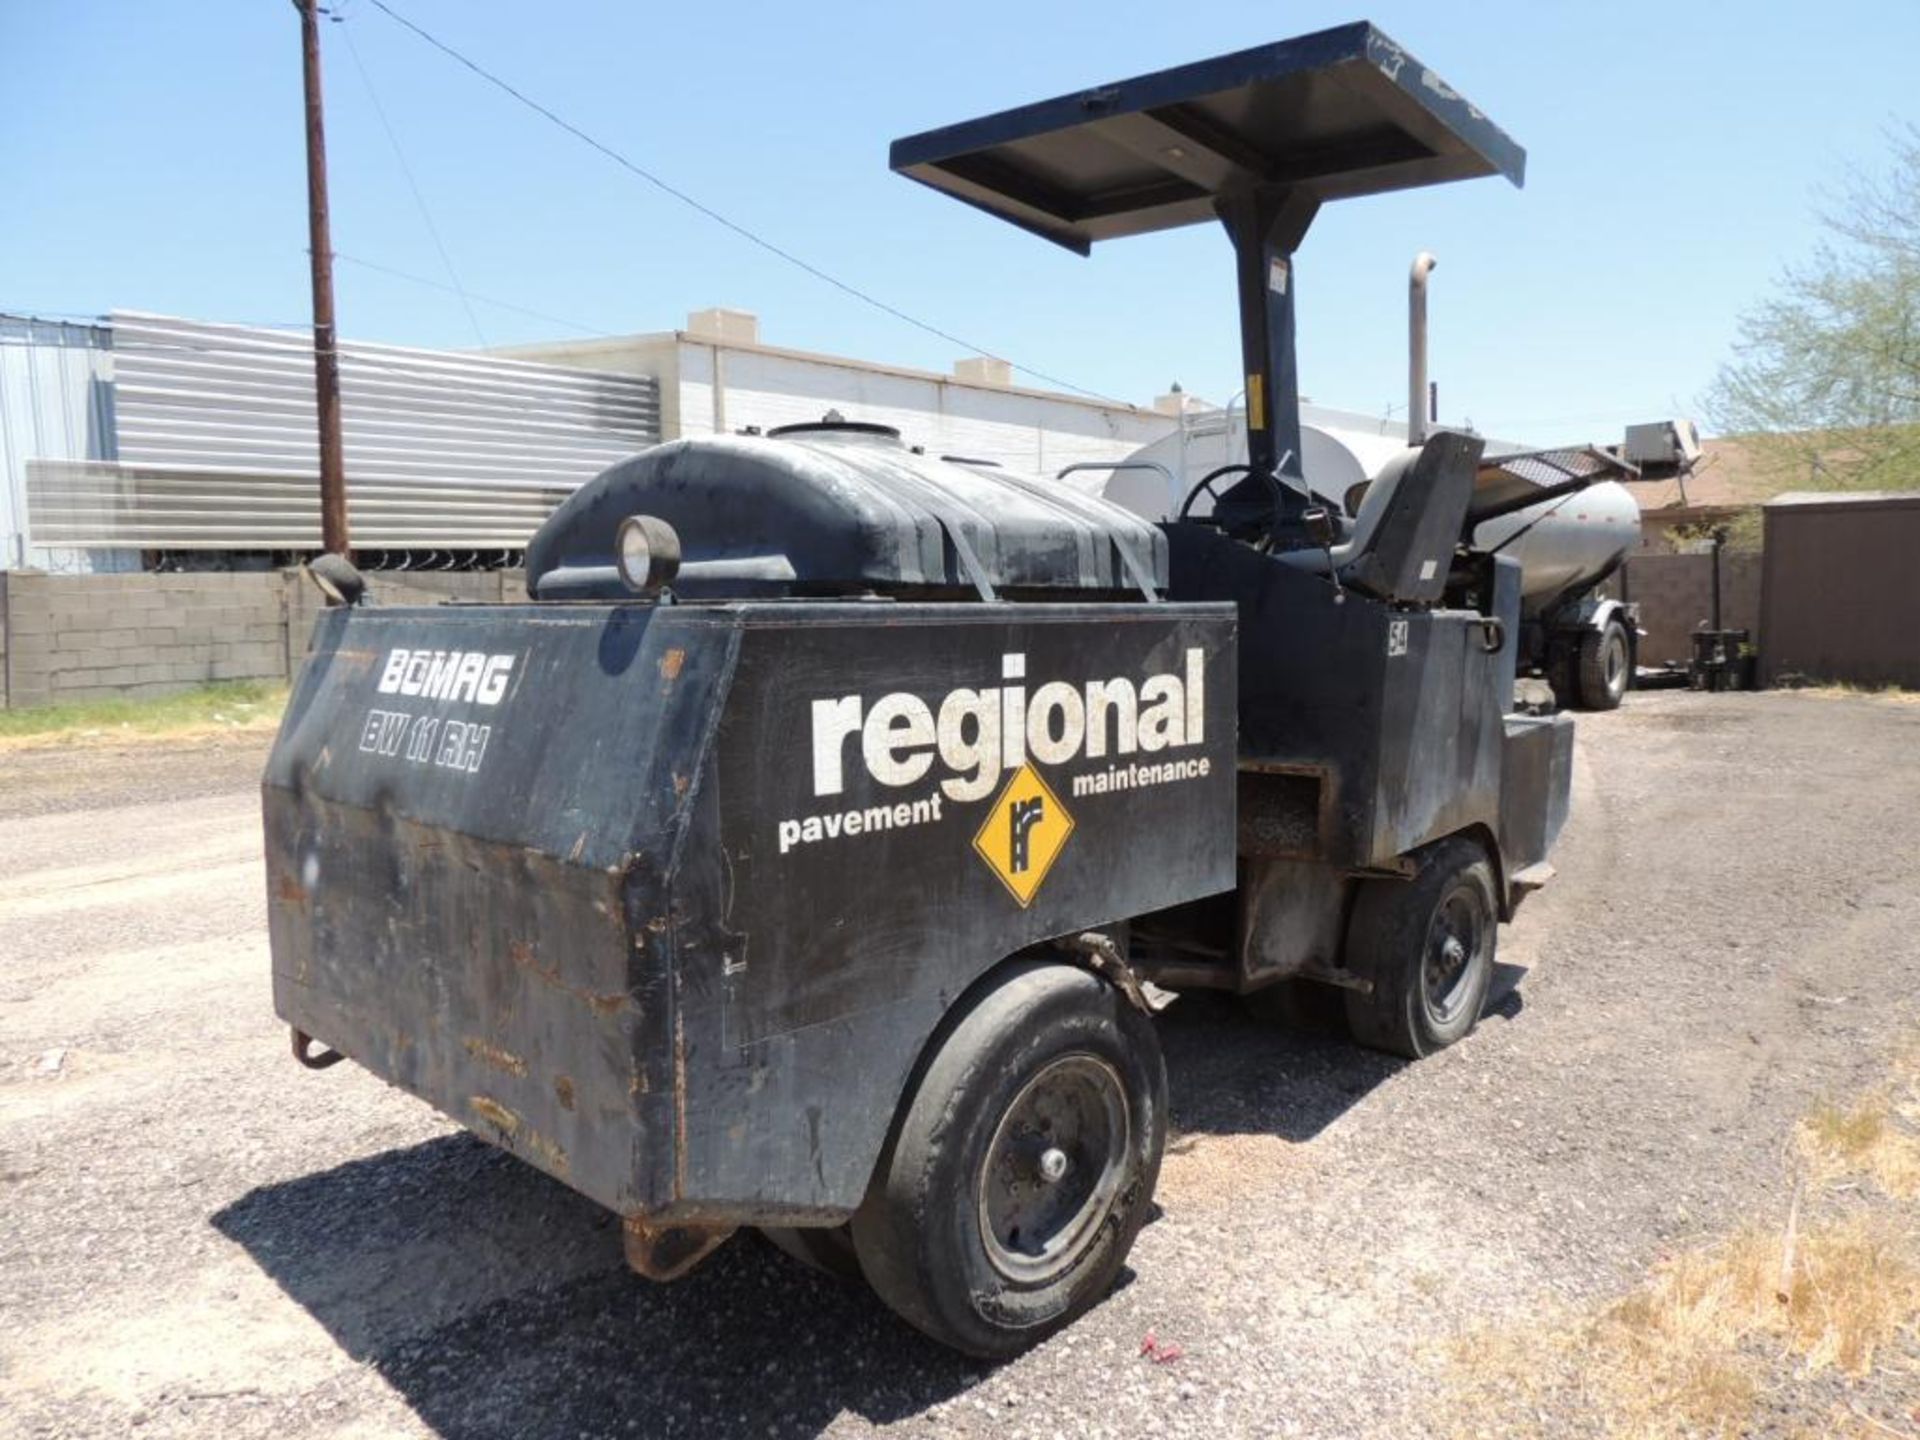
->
[1710, 125, 1920, 498]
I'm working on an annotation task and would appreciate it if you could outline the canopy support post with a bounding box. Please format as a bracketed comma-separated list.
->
[1213, 186, 1319, 531]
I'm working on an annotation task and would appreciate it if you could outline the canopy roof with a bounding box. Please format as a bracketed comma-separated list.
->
[890, 21, 1524, 254]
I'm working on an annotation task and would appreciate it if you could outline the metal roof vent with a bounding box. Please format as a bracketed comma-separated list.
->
[766, 421, 903, 445]
[954, 356, 1013, 386]
[686, 307, 760, 345]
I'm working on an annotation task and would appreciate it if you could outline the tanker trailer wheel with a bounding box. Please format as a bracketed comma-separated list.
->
[1574, 617, 1632, 710]
[851, 961, 1167, 1358]
[1342, 837, 1497, 1060]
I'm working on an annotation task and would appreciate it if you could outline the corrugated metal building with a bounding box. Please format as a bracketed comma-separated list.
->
[3, 306, 1197, 570]
[0, 315, 125, 573]
[2, 311, 662, 569]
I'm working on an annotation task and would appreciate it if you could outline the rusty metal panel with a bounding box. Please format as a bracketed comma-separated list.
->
[265, 596, 1238, 1224]
[264, 602, 728, 1214]
[1761, 493, 1920, 689]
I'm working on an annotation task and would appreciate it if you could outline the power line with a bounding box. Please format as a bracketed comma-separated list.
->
[358, 0, 1120, 403]
[339, 17, 489, 347]
[331, 251, 615, 337]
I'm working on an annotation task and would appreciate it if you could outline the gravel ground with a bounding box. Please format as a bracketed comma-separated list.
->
[0, 732, 273, 820]
[2, 690, 1918, 1439]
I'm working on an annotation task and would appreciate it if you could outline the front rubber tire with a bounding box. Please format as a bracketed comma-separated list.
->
[851, 961, 1167, 1359]
[1342, 837, 1498, 1060]
[1575, 617, 1632, 710]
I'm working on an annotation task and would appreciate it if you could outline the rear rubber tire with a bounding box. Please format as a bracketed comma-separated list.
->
[1342, 837, 1497, 1060]
[758, 1224, 862, 1283]
[1575, 618, 1632, 710]
[851, 961, 1166, 1359]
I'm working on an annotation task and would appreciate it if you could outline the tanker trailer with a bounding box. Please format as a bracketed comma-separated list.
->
[267, 23, 1574, 1356]
[1463, 444, 1648, 710]
[1452, 418, 1698, 708]
[1103, 422, 1652, 709]
[1098, 262, 1701, 711]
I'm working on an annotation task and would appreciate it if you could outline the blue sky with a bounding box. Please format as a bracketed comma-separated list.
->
[4, 2, 1916, 441]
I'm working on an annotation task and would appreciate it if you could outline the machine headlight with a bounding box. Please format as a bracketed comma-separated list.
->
[304, 551, 367, 607]
[615, 514, 682, 596]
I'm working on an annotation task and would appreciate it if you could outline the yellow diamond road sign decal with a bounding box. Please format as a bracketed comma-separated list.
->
[973, 764, 1074, 907]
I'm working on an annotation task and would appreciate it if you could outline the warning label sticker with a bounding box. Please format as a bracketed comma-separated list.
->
[971, 763, 1075, 907]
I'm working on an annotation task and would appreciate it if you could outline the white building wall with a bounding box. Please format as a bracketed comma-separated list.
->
[678, 340, 718, 438]
[671, 339, 1175, 482]
[498, 321, 1184, 489]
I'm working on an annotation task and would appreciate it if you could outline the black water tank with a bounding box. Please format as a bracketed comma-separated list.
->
[525, 424, 1166, 600]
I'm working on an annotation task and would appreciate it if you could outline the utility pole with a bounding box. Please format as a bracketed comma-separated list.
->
[298, 0, 350, 556]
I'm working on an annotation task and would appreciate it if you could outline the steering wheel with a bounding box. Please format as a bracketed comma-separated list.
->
[1176, 464, 1284, 524]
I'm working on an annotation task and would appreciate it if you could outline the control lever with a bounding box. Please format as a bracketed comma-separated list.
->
[1300, 505, 1345, 605]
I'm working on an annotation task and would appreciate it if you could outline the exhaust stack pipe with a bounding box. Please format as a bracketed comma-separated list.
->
[1409, 252, 1437, 446]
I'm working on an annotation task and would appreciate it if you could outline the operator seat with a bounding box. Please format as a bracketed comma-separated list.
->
[1276, 430, 1483, 605]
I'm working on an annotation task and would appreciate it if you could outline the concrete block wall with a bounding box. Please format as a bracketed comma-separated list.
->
[1, 572, 286, 708]
[0, 556, 1786, 708]
[2, 569, 527, 709]
[1617, 551, 1763, 667]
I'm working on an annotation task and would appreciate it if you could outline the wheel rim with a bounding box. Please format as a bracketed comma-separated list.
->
[977, 1053, 1131, 1285]
[1422, 884, 1487, 1027]
[1604, 627, 1630, 696]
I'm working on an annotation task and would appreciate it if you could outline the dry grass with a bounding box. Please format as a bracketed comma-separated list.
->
[1641, 1221, 1916, 1378]
[1800, 1094, 1920, 1199]
[1448, 1220, 1920, 1439]
[0, 682, 286, 750]
[1444, 1047, 1920, 1440]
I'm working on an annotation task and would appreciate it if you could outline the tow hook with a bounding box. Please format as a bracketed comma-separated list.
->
[1054, 932, 1177, 1014]
[291, 1027, 346, 1070]
[622, 1216, 736, 1281]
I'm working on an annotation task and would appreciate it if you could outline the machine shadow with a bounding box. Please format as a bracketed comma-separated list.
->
[213, 976, 1533, 1440]
[1158, 962, 1529, 1141]
[212, 1135, 985, 1440]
